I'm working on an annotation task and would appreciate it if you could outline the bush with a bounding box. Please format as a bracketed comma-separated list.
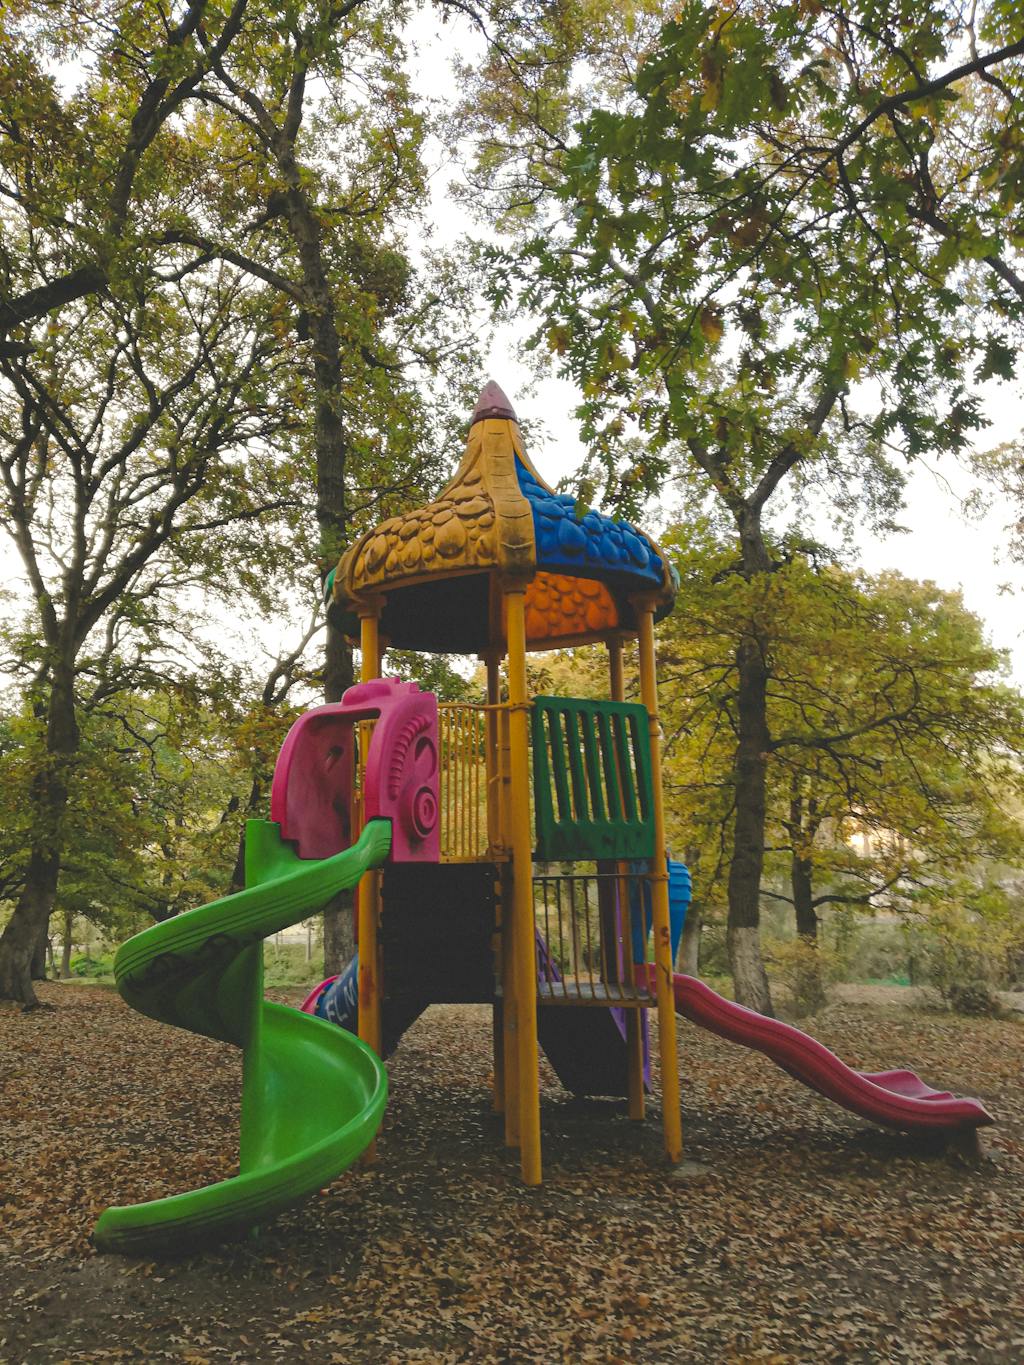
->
[906, 905, 1012, 1015]
[765, 936, 840, 1017]
[826, 917, 910, 985]
[947, 979, 1002, 1017]
[263, 942, 322, 988]
[696, 922, 730, 977]
[68, 953, 115, 978]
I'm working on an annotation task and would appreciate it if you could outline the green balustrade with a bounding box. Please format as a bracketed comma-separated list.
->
[531, 696, 655, 861]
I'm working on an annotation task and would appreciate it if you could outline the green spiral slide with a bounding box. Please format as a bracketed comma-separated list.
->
[92, 818, 392, 1256]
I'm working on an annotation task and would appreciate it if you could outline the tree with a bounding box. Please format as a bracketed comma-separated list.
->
[653, 525, 1024, 1003]
[1, 0, 487, 993]
[0, 674, 287, 975]
[175, 0, 483, 968]
[0, 269, 300, 1006]
[761, 566, 1024, 1007]
[0, 0, 255, 333]
[476, 0, 1024, 1009]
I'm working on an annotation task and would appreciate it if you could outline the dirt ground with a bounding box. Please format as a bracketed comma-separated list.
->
[1, 981, 1022, 1363]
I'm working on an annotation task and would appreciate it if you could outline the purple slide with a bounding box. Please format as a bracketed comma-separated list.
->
[534, 930, 646, 1097]
[303, 952, 640, 1098]
[655, 969, 994, 1133]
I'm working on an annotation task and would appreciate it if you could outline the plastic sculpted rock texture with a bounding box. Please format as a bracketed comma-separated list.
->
[339, 414, 537, 597]
[271, 679, 439, 863]
[514, 458, 664, 588]
[332, 380, 677, 651]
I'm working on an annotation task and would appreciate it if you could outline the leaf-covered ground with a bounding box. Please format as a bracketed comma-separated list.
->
[1, 982, 1022, 1363]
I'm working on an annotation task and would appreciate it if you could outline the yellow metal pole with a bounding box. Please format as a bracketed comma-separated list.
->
[357, 605, 383, 1060]
[502, 867, 519, 1142]
[485, 655, 506, 1115]
[609, 635, 625, 704]
[609, 636, 645, 1123]
[636, 604, 682, 1164]
[505, 587, 541, 1184]
[492, 664, 519, 1142]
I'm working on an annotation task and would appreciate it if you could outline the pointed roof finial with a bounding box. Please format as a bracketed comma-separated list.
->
[470, 379, 517, 426]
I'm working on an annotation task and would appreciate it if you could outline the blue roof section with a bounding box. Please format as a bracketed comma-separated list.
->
[515, 459, 665, 589]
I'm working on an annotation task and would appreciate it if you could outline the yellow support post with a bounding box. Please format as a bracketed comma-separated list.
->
[609, 635, 645, 1124]
[636, 604, 682, 1164]
[502, 869, 519, 1143]
[505, 587, 541, 1184]
[484, 654, 506, 1116]
[357, 604, 383, 1061]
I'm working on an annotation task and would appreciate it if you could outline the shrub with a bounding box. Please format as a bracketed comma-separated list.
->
[826, 917, 910, 985]
[696, 922, 730, 977]
[906, 905, 1013, 1015]
[947, 979, 1002, 1017]
[68, 952, 114, 978]
[263, 942, 322, 988]
[765, 936, 841, 1017]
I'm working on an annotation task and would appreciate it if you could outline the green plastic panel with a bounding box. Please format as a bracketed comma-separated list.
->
[531, 696, 655, 861]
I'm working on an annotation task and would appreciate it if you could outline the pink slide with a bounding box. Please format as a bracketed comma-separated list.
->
[647, 970, 993, 1133]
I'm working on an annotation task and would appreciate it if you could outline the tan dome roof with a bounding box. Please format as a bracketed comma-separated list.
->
[337, 383, 536, 601]
[332, 382, 675, 653]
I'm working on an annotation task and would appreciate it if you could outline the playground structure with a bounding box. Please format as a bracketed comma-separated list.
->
[94, 383, 993, 1256]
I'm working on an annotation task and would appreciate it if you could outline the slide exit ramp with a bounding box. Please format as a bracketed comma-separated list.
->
[95, 679, 441, 1255]
[93, 820, 392, 1256]
[656, 970, 995, 1134]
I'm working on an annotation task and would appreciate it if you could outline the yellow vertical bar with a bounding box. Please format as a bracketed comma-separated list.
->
[462, 709, 468, 855]
[357, 606, 382, 1061]
[484, 658, 505, 1115]
[506, 587, 541, 1185]
[609, 635, 625, 704]
[457, 708, 463, 856]
[500, 703, 518, 1142]
[636, 606, 682, 1163]
[610, 636, 645, 1122]
[453, 707, 460, 856]
[444, 707, 451, 856]
[502, 866, 518, 1143]
[485, 656, 499, 851]
[462, 710, 467, 855]
[475, 709, 482, 855]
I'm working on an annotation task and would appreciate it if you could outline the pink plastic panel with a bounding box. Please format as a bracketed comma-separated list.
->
[269, 709, 355, 861]
[270, 679, 439, 862]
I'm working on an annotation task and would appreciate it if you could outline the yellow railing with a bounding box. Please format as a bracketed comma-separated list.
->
[438, 702, 510, 862]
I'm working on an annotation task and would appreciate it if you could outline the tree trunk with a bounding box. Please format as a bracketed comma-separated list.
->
[726, 629, 774, 1015]
[321, 628, 355, 973]
[0, 664, 79, 1007]
[323, 891, 356, 976]
[791, 849, 826, 1013]
[678, 901, 702, 976]
[279, 148, 358, 971]
[792, 851, 818, 940]
[61, 910, 74, 979]
[31, 923, 49, 980]
[788, 788, 824, 1010]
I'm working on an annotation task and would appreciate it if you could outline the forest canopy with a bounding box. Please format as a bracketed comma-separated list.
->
[2, 0, 1023, 1013]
